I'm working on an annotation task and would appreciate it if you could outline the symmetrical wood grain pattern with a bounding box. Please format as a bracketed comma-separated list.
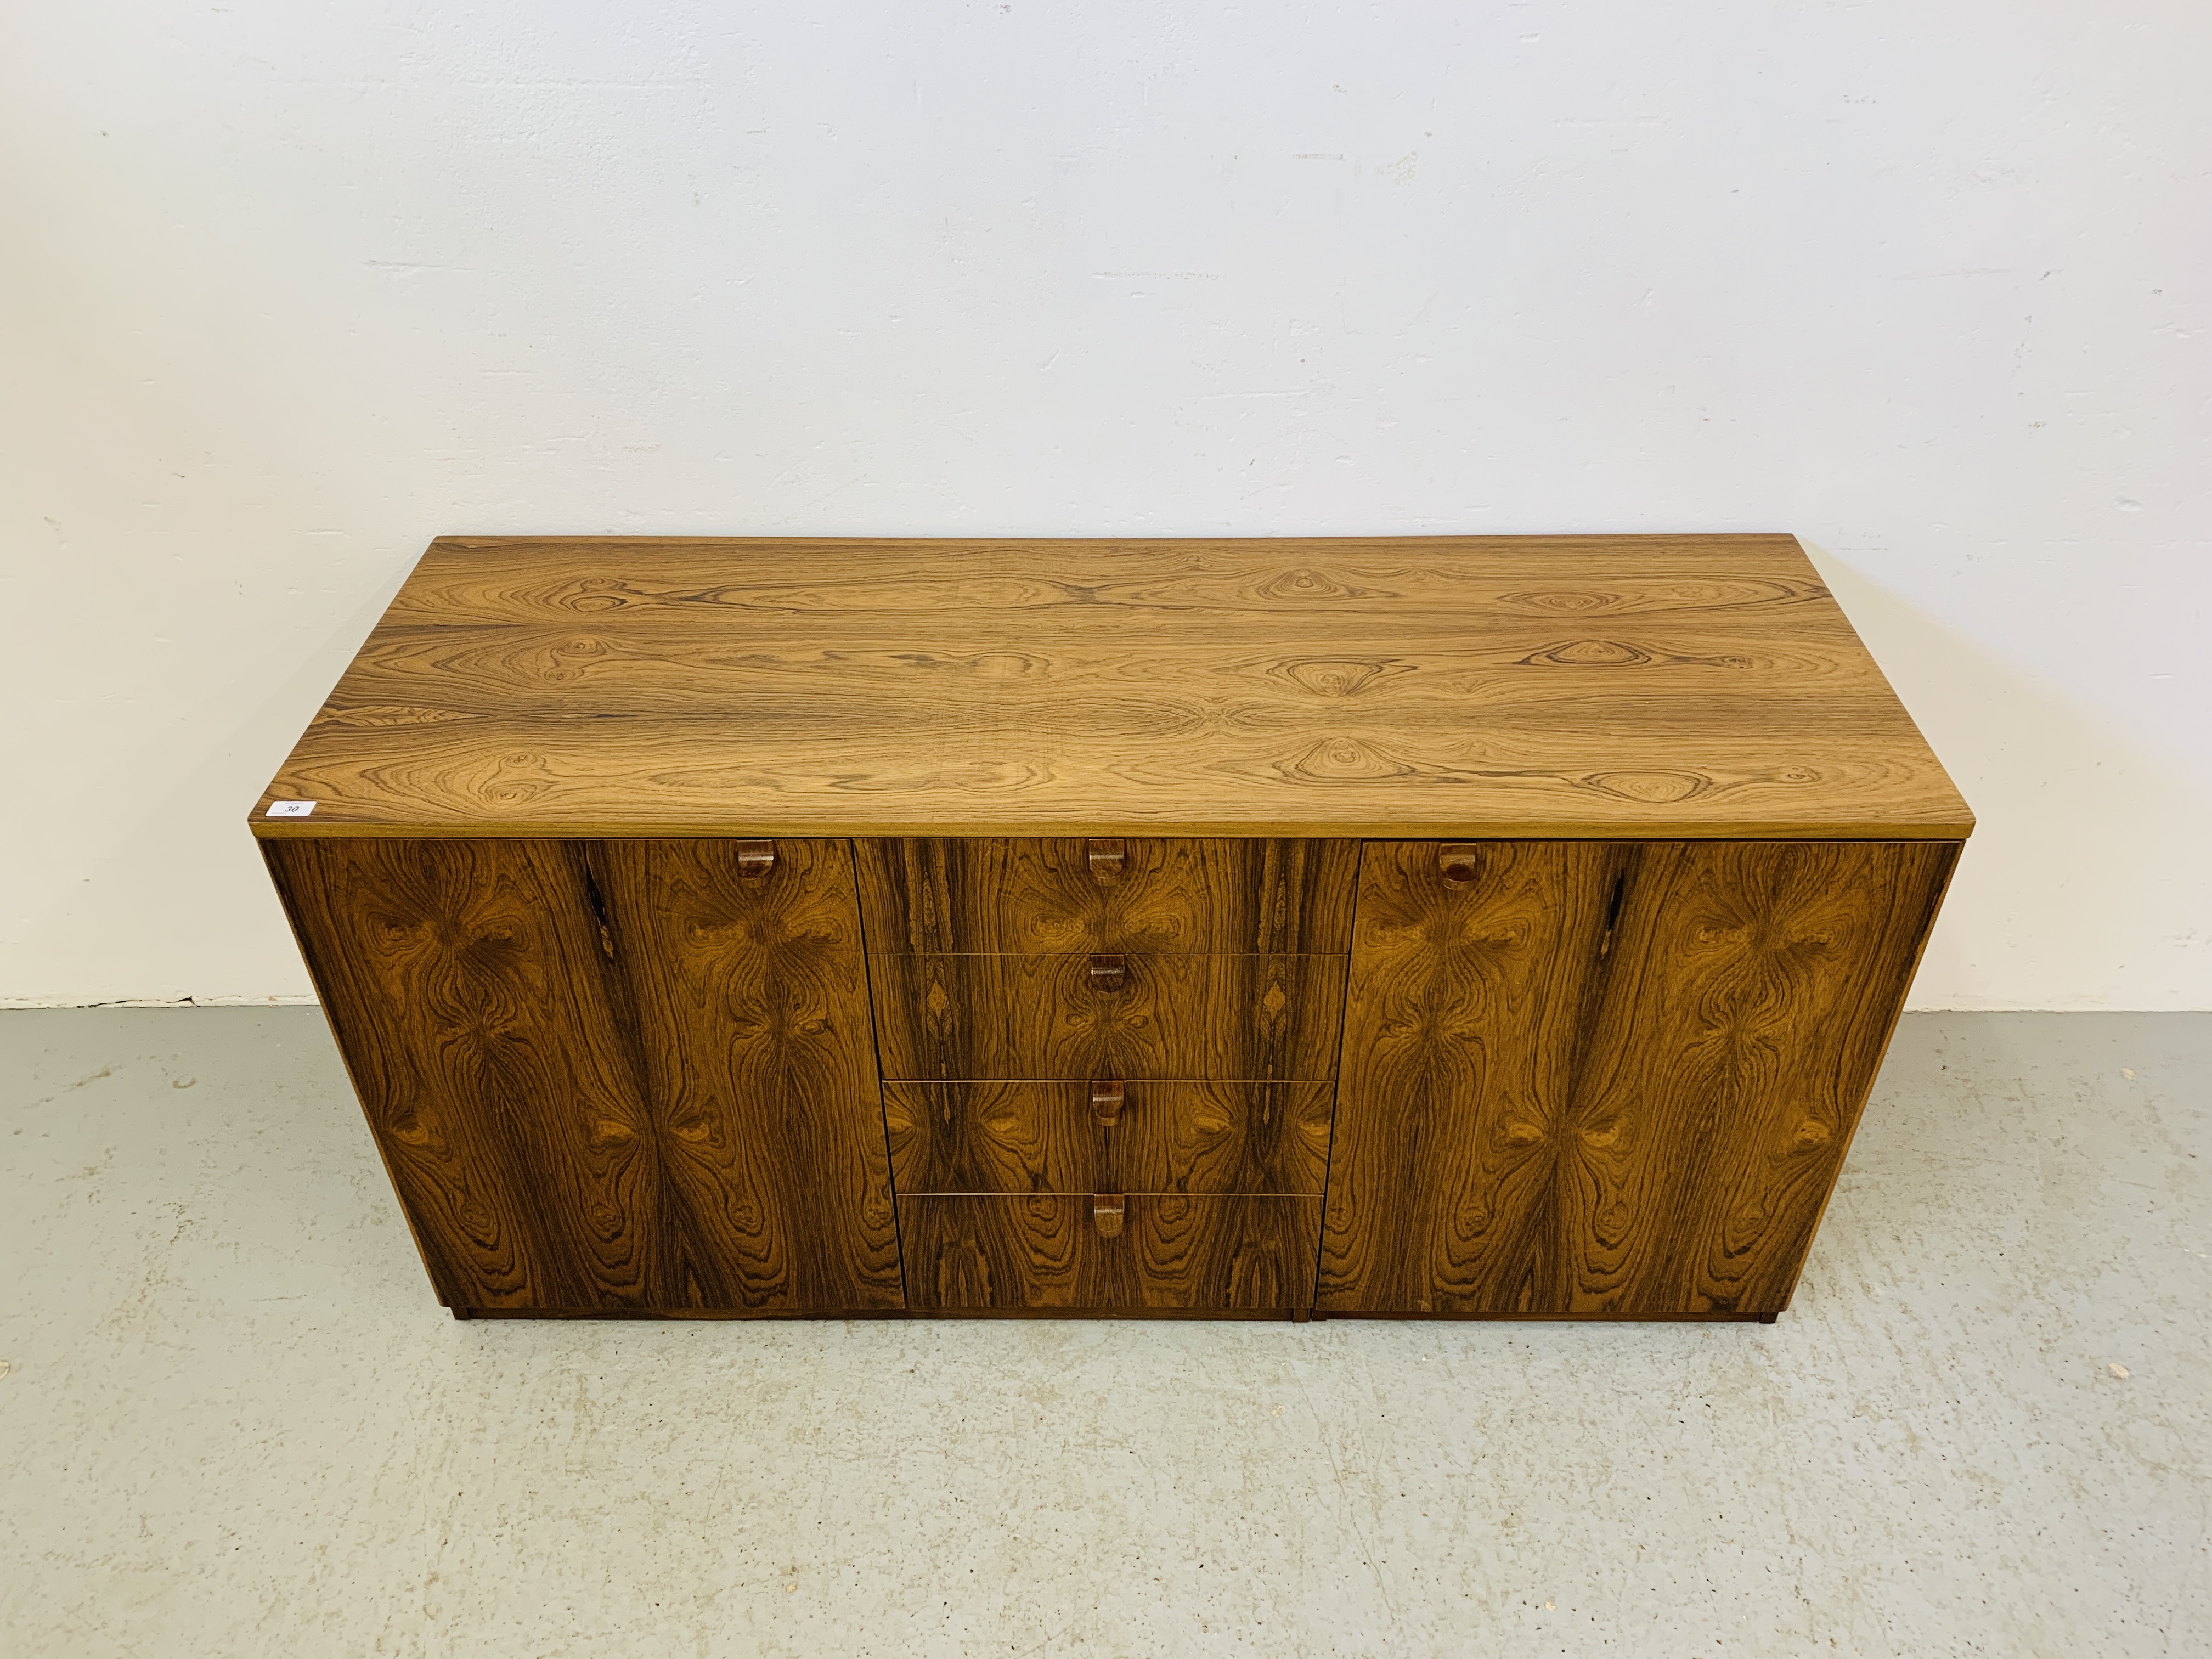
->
[592, 840, 902, 1311]
[900, 1194, 1322, 1310]
[1316, 839, 1959, 1316]
[853, 838, 1358, 953]
[249, 537, 1973, 842]
[1552, 840, 1957, 1314]
[1313, 841, 1616, 1316]
[867, 953, 1348, 1082]
[882, 1080, 1334, 1195]
[264, 838, 668, 1310]
[857, 834, 1352, 1311]
[264, 836, 901, 1314]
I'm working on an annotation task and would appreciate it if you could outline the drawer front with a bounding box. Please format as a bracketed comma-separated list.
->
[868, 953, 1348, 1081]
[883, 1080, 1334, 1197]
[855, 837, 1358, 955]
[900, 1194, 1321, 1311]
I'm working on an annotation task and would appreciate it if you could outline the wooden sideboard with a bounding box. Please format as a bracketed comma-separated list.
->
[252, 535, 1970, 1321]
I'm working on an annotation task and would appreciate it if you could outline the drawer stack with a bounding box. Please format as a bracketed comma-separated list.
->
[854, 838, 1358, 1312]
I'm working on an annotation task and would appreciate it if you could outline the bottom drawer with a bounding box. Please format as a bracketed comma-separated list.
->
[900, 1194, 1321, 1311]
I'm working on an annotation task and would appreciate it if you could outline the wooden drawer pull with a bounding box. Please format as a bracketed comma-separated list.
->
[1087, 953, 1127, 992]
[1438, 843, 1480, 887]
[1093, 1193, 1125, 1238]
[1090, 1078, 1125, 1127]
[736, 839, 777, 879]
[1087, 837, 1126, 883]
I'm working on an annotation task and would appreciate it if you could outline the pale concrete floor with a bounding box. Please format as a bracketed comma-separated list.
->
[1, 1011, 2205, 1658]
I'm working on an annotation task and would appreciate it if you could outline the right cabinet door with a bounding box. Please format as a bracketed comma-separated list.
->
[1317, 839, 1959, 1316]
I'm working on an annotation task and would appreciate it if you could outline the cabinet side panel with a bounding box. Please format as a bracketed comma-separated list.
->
[599, 839, 902, 1311]
[1317, 842, 1616, 1312]
[1558, 840, 1959, 1314]
[263, 838, 667, 1310]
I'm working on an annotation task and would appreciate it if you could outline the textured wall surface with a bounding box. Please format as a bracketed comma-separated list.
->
[3, 4, 2207, 1007]
[3, 1008, 2205, 1654]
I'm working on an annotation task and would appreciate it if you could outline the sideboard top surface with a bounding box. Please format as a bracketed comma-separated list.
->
[249, 534, 1973, 840]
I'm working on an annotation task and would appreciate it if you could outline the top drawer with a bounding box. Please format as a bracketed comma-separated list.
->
[854, 838, 1358, 955]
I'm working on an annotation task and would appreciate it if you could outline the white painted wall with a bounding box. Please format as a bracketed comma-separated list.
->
[4, 3, 2207, 1009]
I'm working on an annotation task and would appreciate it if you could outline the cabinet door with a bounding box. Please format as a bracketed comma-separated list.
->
[1318, 839, 1958, 1316]
[597, 840, 903, 1312]
[266, 838, 676, 1311]
[1314, 842, 1615, 1314]
[268, 837, 901, 1314]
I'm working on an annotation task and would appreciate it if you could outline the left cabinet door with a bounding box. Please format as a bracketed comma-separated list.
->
[596, 839, 902, 1313]
[264, 838, 902, 1315]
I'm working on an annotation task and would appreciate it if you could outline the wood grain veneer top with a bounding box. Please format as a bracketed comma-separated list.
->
[249, 534, 1973, 840]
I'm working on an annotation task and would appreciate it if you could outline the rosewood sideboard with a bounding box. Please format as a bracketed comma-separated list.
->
[252, 535, 1970, 1322]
